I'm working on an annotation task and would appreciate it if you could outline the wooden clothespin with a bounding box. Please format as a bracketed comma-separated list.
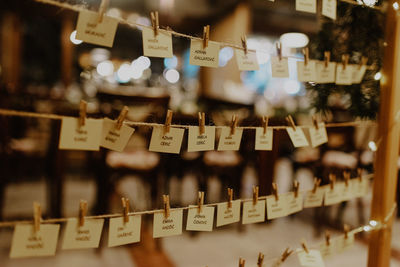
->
[342, 54, 349, 70]
[121, 197, 130, 223]
[272, 182, 279, 201]
[79, 200, 88, 227]
[280, 247, 293, 262]
[301, 240, 309, 254]
[303, 47, 309, 66]
[312, 178, 321, 194]
[276, 42, 282, 61]
[357, 168, 363, 182]
[33, 202, 41, 233]
[239, 258, 245, 267]
[98, 0, 110, 23]
[286, 115, 296, 131]
[198, 112, 206, 135]
[253, 185, 259, 205]
[257, 252, 264, 267]
[79, 100, 87, 128]
[203, 25, 210, 49]
[163, 194, 170, 218]
[312, 115, 319, 130]
[344, 224, 350, 239]
[329, 173, 336, 191]
[325, 230, 331, 246]
[293, 180, 300, 198]
[150, 11, 159, 36]
[241, 35, 248, 55]
[343, 171, 350, 187]
[227, 188, 233, 209]
[164, 109, 173, 134]
[359, 56, 368, 70]
[230, 114, 238, 135]
[262, 116, 269, 135]
[116, 106, 129, 130]
[324, 51, 331, 68]
[198, 191, 204, 213]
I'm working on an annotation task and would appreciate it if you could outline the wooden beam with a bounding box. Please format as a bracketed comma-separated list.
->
[367, 2, 400, 267]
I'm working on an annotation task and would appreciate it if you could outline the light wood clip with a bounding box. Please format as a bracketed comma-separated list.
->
[164, 109, 173, 134]
[241, 35, 248, 55]
[329, 173, 336, 191]
[342, 54, 349, 70]
[203, 25, 210, 49]
[343, 171, 350, 187]
[257, 252, 264, 267]
[262, 116, 269, 135]
[79, 200, 88, 227]
[357, 168, 363, 182]
[116, 106, 129, 130]
[280, 247, 293, 262]
[301, 240, 309, 254]
[303, 47, 309, 66]
[324, 51, 331, 68]
[150, 11, 159, 36]
[198, 191, 204, 213]
[293, 180, 300, 198]
[253, 185, 259, 205]
[344, 224, 350, 239]
[272, 182, 279, 201]
[122, 197, 130, 223]
[239, 258, 245, 267]
[33, 202, 41, 233]
[79, 100, 87, 128]
[359, 56, 368, 70]
[227, 188, 233, 209]
[163, 194, 170, 218]
[312, 115, 319, 129]
[276, 42, 282, 61]
[230, 114, 238, 135]
[286, 115, 296, 131]
[312, 178, 321, 194]
[198, 112, 206, 135]
[98, 0, 110, 23]
[325, 230, 331, 246]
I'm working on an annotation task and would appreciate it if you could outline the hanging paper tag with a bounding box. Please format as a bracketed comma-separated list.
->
[235, 50, 259, 71]
[296, 0, 317, 13]
[242, 200, 266, 224]
[61, 218, 104, 249]
[322, 0, 337, 20]
[319, 242, 337, 258]
[323, 183, 345, 206]
[187, 126, 215, 152]
[59, 117, 103, 151]
[352, 65, 367, 84]
[10, 224, 60, 258]
[316, 62, 336, 83]
[75, 10, 118, 47]
[342, 183, 353, 201]
[186, 205, 215, 232]
[255, 127, 273, 151]
[153, 209, 183, 238]
[303, 187, 325, 208]
[271, 57, 289, 78]
[266, 195, 288, 219]
[100, 118, 135, 152]
[309, 123, 328, 147]
[286, 127, 309, 148]
[297, 60, 317, 82]
[336, 65, 354, 85]
[108, 215, 141, 247]
[142, 27, 173, 58]
[189, 39, 220, 68]
[216, 200, 241, 227]
[296, 249, 325, 267]
[285, 192, 304, 215]
[335, 231, 355, 253]
[149, 126, 184, 154]
[217, 127, 243, 151]
[351, 178, 369, 198]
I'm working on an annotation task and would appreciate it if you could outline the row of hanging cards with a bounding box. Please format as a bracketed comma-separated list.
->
[296, 0, 337, 20]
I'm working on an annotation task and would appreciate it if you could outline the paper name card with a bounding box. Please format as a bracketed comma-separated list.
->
[186, 206, 215, 231]
[216, 200, 241, 227]
[108, 215, 141, 247]
[10, 224, 60, 258]
[235, 49, 259, 71]
[352, 65, 367, 84]
[323, 183, 344, 206]
[153, 209, 183, 238]
[142, 27, 173, 58]
[303, 187, 325, 208]
[322, 0, 337, 20]
[149, 126, 185, 154]
[296, 249, 325, 267]
[296, 0, 317, 13]
[342, 183, 353, 201]
[217, 127, 243, 151]
[266, 195, 288, 219]
[242, 200, 266, 224]
[336, 65, 354, 85]
[188, 126, 215, 152]
[309, 123, 328, 147]
[335, 232, 355, 253]
[319, 242, 337, 259]
[255, 127, 273, 151]
[59, 117, 103, 151]
[62, 218, 104, 250]
[189, 39, 219, 68]
[76, 10, 118, 47]
[286, 127, 309, 148]
[297, 60, 317, 82]
[351, 178, 369, 198]
[316, 62, 336, 83]
[100, 118, 135, 152]
[285, 192, 303, 215]
[271, 57, 289, 78]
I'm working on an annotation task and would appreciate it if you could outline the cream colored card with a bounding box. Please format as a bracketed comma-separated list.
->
[303, 188, 325, 208]
[75, 10, 118, 47]
[352, 65, 367, 84]
[149, 126, 185, 154]
[216, 200, 241, 227]
[297, 60, 317, 82]
[255, 127, 273, 151]
[266, 195, 288, 219]
[286, 128, 309, 148]
[100, 118, 135, 152]
[336, 64, 354, 85]
[271, 57, 289, 78]
[296, 249, 325, 267]
[309, 123, 328, 147]
[323, 183, 344, 206]
[342, 183, 353, 201]
[335, 232, 355, 253]
[316, 62, 336, 83]
[10, 224, 60, 258]
[235, 50, 259, 71]
[351, 178, 369, 198]
[242, 200, 266, 224]
[322, 0, 337, 20]
[187, 126, 215, 152]
[153, 209, 183, 238]
[108, 215, 141, 247]
[189, 39, 219, 68]
[59, 117, 103, 151]
[217, 127, 243, 151]
[285, 192, 303, 215]
[62, 218, 104, 250]
[319, 242, 337, 259]
[142, 27, 173, 58]
[296, 0, 317, 13]
[186, 206, 215, 232]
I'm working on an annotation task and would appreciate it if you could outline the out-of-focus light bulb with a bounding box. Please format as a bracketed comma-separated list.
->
[70, 30, 83, 45]
[368, 141, 377, 152]
[116, 63, 132, 83]
[164, 69, 180, 83]
[284, 80, 301, 95]
[369, 220, 378, 227]
[393, 2, 399, 10]
[374, 72, 382, 80]
[96, 60, 114, 76]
